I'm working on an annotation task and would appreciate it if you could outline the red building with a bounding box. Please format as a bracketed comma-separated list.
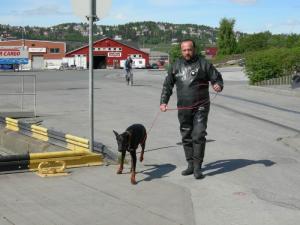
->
[205, 47, 218, 59]
[65, 37, 149, 69]
[0, 39, 65, 70]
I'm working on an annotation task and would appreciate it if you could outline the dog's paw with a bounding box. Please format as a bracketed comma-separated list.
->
[131, 179, 137, 185]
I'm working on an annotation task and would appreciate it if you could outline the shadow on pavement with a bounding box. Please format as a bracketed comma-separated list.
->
[138, 163, 176, 183]
[202, 159, 276, 176]
[131, 84, 153, 87]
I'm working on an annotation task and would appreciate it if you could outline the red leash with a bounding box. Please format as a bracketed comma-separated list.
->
[168, 91, 218, 110]
[141, 91, 219, 146]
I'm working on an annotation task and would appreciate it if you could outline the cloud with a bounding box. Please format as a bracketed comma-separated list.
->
[147, 0, 199, 7]
[11, 5, 72, 16]
[283, 19, 300, 27]
[230, 0, 257, 5]
[114, 13, 127, 20]
[260, 19, 300, 34]
[148, 0, 257, 6]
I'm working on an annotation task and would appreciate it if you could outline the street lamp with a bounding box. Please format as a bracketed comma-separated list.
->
[71, 0, 111, 151]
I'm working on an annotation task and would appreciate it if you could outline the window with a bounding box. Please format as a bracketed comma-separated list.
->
[118, 48, 122, 51]
[50, 48, 60, 53]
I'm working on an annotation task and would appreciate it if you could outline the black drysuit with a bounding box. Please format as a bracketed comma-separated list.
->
[160, 55, 223, 166]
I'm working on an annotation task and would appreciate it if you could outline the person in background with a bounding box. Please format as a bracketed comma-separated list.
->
[125, 56, 133, 85]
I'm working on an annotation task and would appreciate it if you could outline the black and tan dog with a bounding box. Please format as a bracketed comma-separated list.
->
[113, 124, 147, 185]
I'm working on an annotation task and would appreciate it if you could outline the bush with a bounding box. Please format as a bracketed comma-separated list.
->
[245, 47, 300, 84]
[169, 44, 181, 64]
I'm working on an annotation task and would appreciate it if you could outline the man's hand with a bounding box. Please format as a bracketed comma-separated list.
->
[160, 104, 168, 112]
[212, 84, 222, 92]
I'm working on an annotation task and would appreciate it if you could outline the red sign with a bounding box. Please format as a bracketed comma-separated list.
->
[0, 46, 28, 59]
[0, 50, 21, 57]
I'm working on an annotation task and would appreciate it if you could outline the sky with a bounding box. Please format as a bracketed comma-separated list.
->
[1, 0, 300, 34]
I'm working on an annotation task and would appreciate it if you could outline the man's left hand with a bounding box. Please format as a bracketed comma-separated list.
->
[212, 84, 222, 92]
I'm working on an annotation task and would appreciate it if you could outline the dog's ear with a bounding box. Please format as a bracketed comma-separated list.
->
[113, 130, 119, 137]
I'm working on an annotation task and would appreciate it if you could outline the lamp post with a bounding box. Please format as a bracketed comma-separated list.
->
[88, 0, 98, 151]
[71, 0, 111, 152]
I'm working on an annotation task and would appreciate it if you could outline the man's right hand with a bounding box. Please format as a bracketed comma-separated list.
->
[160, 104, 168, 112]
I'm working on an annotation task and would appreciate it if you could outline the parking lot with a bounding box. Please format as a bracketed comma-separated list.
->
[0, 67, 299, 225]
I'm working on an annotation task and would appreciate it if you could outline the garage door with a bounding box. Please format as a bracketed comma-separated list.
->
[32, 56, 44, 70]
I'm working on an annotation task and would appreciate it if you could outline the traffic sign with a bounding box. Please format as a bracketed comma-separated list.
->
[71, 0, 112, 20]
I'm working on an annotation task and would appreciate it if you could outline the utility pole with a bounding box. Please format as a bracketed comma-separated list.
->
[88, 0, 98, 151]
[71, 0, 111, 152]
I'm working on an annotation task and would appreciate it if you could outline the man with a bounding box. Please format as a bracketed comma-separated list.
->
[160, 40, 223, 179]
[125, 56, 133, 85]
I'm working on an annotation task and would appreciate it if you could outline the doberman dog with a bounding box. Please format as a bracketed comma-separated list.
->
[113, 124, 147, 185]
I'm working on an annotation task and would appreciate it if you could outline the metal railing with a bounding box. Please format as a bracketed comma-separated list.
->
[254, 74, 293, 87]
[0, 74, 36, 117]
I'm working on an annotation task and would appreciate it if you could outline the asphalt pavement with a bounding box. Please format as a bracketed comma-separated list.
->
[0, 67, 299, 225]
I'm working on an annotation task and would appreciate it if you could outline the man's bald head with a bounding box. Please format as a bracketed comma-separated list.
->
[181, 40, 196, 61]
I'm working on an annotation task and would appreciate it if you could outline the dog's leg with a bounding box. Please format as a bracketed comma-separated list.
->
[130, 151, 137, 185]
[117, 151, 126, 174]
[140, 134, 147, 162]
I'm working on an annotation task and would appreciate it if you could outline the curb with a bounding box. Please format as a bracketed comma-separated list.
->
[0, 116, 118, 172]
[0, 150, 101, 172]
[0, 116, 118, 162]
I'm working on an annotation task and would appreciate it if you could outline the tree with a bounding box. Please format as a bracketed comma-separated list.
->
[237, 32, 272, 53]
[169, 44, 181, 63]
[217, 18, 237, 55]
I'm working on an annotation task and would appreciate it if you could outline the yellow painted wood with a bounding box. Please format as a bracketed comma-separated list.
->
[65, 134, 90, 151]
[5, 117, 19, 131]
[65, 134, 89, 144]
[29, 153, 103, 170]
[66, 143, 89, 151]
[31, 125, 48, 133]
[31, 125, 49, 142]
[30, 150, 88, 160]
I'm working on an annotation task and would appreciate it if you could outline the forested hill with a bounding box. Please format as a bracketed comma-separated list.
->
[0, 21, 219, 51]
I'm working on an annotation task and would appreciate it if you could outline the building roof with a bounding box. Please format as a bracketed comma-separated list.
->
[0, 39, 65, 44]
[118, 40, 140, 50]
[65, 37, 148, 56]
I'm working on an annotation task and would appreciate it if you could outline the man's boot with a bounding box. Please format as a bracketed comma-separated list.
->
[181, 160, 194, 176]
[181, 146, 194, 176]
[193, 162, 205, 179]
[193, 141, 206, 179]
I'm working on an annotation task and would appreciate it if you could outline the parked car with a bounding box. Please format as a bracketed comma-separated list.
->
[151, 63, 159, 69]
